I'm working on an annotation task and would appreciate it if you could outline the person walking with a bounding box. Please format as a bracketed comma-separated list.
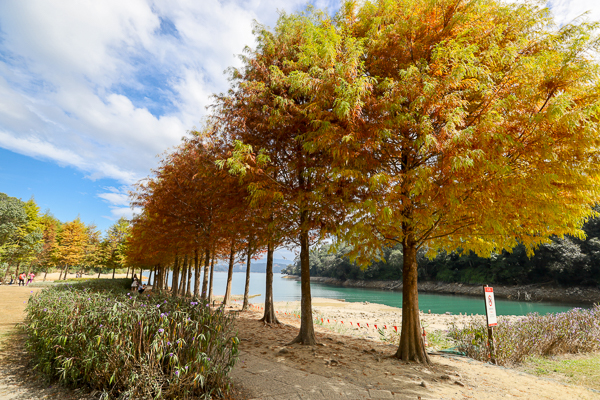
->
[18, 272, 25, 286]
[26, 272, 35, 286]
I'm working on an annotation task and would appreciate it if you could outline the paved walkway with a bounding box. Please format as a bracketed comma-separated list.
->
[231, 351, 424, 400]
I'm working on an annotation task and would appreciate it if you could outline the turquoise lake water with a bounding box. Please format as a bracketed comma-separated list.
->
[146, 271, 582, 316]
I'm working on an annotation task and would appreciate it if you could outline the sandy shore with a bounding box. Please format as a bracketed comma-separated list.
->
[229, 297, 599, 399]
[250, 297, 523, 337]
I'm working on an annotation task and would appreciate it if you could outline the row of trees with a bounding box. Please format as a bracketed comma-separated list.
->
[0, 192, 131, 282]
[284, 208, 600, 286]
[127, 0, 600, 365]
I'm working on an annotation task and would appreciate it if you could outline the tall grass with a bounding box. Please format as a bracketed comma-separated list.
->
[448, 305, 600, 365]
[24, 282, 239, 399]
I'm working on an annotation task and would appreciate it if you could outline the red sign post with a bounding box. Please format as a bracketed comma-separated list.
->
[483, 285, 497, 364]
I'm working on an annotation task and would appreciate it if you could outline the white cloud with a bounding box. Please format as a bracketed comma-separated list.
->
[547, 0, 600, 26]
[98, 185, 140, 222]
[0, 0, 597, 206]
[102, 206, 142, 222]
[0, 0, 307, 187]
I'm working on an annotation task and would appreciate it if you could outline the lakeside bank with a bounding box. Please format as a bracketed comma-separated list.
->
[283, 275, 600, 305]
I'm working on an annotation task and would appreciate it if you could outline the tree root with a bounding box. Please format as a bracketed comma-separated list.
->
[287, 333, 317, 346]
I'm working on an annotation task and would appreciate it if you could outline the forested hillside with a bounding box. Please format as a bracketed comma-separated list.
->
[283, 210, 600, 287]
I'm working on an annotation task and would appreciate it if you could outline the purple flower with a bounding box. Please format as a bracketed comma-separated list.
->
[127, 293, 130, 295]
[185, 366, 188, 370]
[167, 341, 171, 346]
[158, 329, 164, 333]
[169, 353, 173, 357]
[175, 370, 179, 375]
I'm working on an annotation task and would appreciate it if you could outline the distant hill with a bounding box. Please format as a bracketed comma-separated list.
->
[213, 259, 293, 273]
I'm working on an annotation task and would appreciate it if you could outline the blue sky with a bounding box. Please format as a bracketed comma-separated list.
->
[0, 0, 598, 255]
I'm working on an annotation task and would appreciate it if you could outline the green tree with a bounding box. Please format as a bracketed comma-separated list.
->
[36, 212, 62, 281]
[105, 217, 131, 278]
[215, 8, 368, 344]
[81, 223, 102, 276]
[0, 193, 27, 280]
[328, 0, 600, 363]
[57, 218, 87, 279]
[2, 197, 43, 278]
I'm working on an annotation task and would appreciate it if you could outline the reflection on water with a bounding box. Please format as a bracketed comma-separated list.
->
[149, 271, 580, 316]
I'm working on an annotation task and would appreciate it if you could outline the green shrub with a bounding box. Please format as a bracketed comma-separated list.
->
[448, 305, 600, 365]
[24, 283, 239, 399]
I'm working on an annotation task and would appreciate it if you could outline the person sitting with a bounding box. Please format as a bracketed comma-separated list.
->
[138, 284, 146, 294]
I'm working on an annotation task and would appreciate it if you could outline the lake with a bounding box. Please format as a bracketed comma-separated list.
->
[146, 271, 580, 316]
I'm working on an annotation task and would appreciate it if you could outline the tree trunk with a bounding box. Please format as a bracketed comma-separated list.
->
[260, 239, 279, 324]
[193, 249, 201, 298]
[126, 266, 130, 278]
[156, 264, 163, 291]
[149, 266, 154, 286]
[395, 239, 430, 364]
[44, 270, 48, 281]
[172, 255, 180, 296]
[223, 241, 235, 306]
[208, 252, 215, 303]
[289, 219, 317, 345]
[242, 243, 252, 311]
[201, 247, 210, 300]
[112, 266, 115, 279]
[63, 264, 69, 280]
[180, 255, 188, 297]
[186, 255, 192, 297]
[14, 263, 20, 280]
[58, 265, 63, 280]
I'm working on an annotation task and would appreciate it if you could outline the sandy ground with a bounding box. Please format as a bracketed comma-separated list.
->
[0, 286, 92, 400]
[1, 285, 598, 399]
[228, 298, 600, 400]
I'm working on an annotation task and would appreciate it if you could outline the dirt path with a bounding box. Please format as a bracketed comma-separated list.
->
[1, 285, 599, 399]
[0, 286, 93, 400]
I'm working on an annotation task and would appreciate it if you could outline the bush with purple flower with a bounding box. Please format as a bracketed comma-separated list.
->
[23, 279, 239, 399]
